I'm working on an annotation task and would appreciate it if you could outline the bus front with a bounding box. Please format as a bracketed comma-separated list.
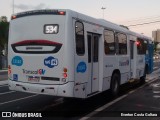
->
[8, 10, 74, 97]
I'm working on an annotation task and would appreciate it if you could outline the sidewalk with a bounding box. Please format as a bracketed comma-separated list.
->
[146, 68, 160, 81]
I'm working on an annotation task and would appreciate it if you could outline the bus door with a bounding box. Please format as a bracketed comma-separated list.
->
[130, 40, 136, 78]
[148, 43, 154, 73]
[87, 33, 99, 94]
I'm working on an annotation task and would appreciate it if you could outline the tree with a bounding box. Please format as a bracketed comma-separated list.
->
[0, 16, 9, 55]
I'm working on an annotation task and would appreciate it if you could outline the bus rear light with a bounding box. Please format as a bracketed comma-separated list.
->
[62, 67, 68, 79]
[63, 73, 68, 78]
[8, 70, 11, 75]
[63, 68, 68, 73]
[136, 41, 141, 46]
[11, 15, 17, 20]
[8, 65, 11, 74]
[8, 65, 11, 69]
[58, 11, 65, 15]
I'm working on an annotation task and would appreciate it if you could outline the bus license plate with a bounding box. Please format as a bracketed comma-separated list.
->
[28, 76, 40, 82]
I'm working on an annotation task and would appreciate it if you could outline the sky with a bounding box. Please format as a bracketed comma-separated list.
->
[1, 0, 160, 38]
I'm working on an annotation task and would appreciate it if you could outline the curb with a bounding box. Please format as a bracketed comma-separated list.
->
[0, 70, 8, 76]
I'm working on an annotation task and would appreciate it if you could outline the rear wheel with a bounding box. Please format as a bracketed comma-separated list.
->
[110, 73, 120, 97]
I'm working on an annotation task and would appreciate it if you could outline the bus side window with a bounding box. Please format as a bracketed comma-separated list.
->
[75, 21, 85, 56]
[104, 29, 115, 55]
[144, 40, 148, 54]
[117, 33, 127, 55]
[137, 38, 146, 55]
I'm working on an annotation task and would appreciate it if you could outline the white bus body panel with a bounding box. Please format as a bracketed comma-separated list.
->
[8, 14, 74, 97]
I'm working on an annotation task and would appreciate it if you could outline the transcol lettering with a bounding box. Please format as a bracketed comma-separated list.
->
[22, 69, 46, 75]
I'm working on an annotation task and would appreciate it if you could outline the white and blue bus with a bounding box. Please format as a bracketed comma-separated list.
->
[8, 9, 153, 98]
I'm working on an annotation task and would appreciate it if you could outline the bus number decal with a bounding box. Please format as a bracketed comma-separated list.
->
[77, 61, 87, 73]
[12, 56, 23, 66]
[44, 56, 58, 68]
[44, 24, 59, 34]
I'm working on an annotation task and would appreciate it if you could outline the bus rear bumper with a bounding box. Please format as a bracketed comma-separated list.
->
[8, 80, 74, 97]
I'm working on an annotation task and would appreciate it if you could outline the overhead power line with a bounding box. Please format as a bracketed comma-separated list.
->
[127, 20, 160, 27]
[121, 16, 160, 23]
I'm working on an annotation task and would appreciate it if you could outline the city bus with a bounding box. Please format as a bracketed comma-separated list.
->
[8, 9, 153, 98]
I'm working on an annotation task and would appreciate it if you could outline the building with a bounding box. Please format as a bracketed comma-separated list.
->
[152, 29, 160, 43]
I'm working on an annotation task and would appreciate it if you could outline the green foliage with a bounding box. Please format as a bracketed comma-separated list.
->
[0, 17, 9, 53]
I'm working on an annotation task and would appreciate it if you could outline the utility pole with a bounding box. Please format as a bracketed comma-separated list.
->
[13, 0, 15, 14]
[101, 7, 106, 19]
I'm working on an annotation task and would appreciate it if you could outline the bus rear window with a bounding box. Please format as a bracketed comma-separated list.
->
[11, 40, 62, 54]
[75, 21, 85, 56]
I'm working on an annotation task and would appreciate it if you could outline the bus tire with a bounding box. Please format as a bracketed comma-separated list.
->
[110, 73, 120, 97]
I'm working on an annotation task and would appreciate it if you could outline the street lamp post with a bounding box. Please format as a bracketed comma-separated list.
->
[101, 7, 106, 19]
[13, 0, 15, 14]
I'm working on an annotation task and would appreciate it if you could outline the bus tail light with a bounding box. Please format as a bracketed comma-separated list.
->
[63, 68, 68, 73]
[63, 73, 68, 78]
[11, 15, 17, 20]
[62, 68, 68, 82]
[58, 11, 65, 15]
[8, 65, 11, 74]
[136, 41, 141, 46]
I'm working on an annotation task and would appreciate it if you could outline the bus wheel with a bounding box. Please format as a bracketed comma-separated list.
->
[110, 73, 120, 97]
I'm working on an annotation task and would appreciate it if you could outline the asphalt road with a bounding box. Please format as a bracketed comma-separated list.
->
[1, 79, 159, 120]
[85, 78, 160, 120]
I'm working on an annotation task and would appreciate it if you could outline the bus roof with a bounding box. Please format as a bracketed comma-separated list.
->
[11, 9, 152, 40]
